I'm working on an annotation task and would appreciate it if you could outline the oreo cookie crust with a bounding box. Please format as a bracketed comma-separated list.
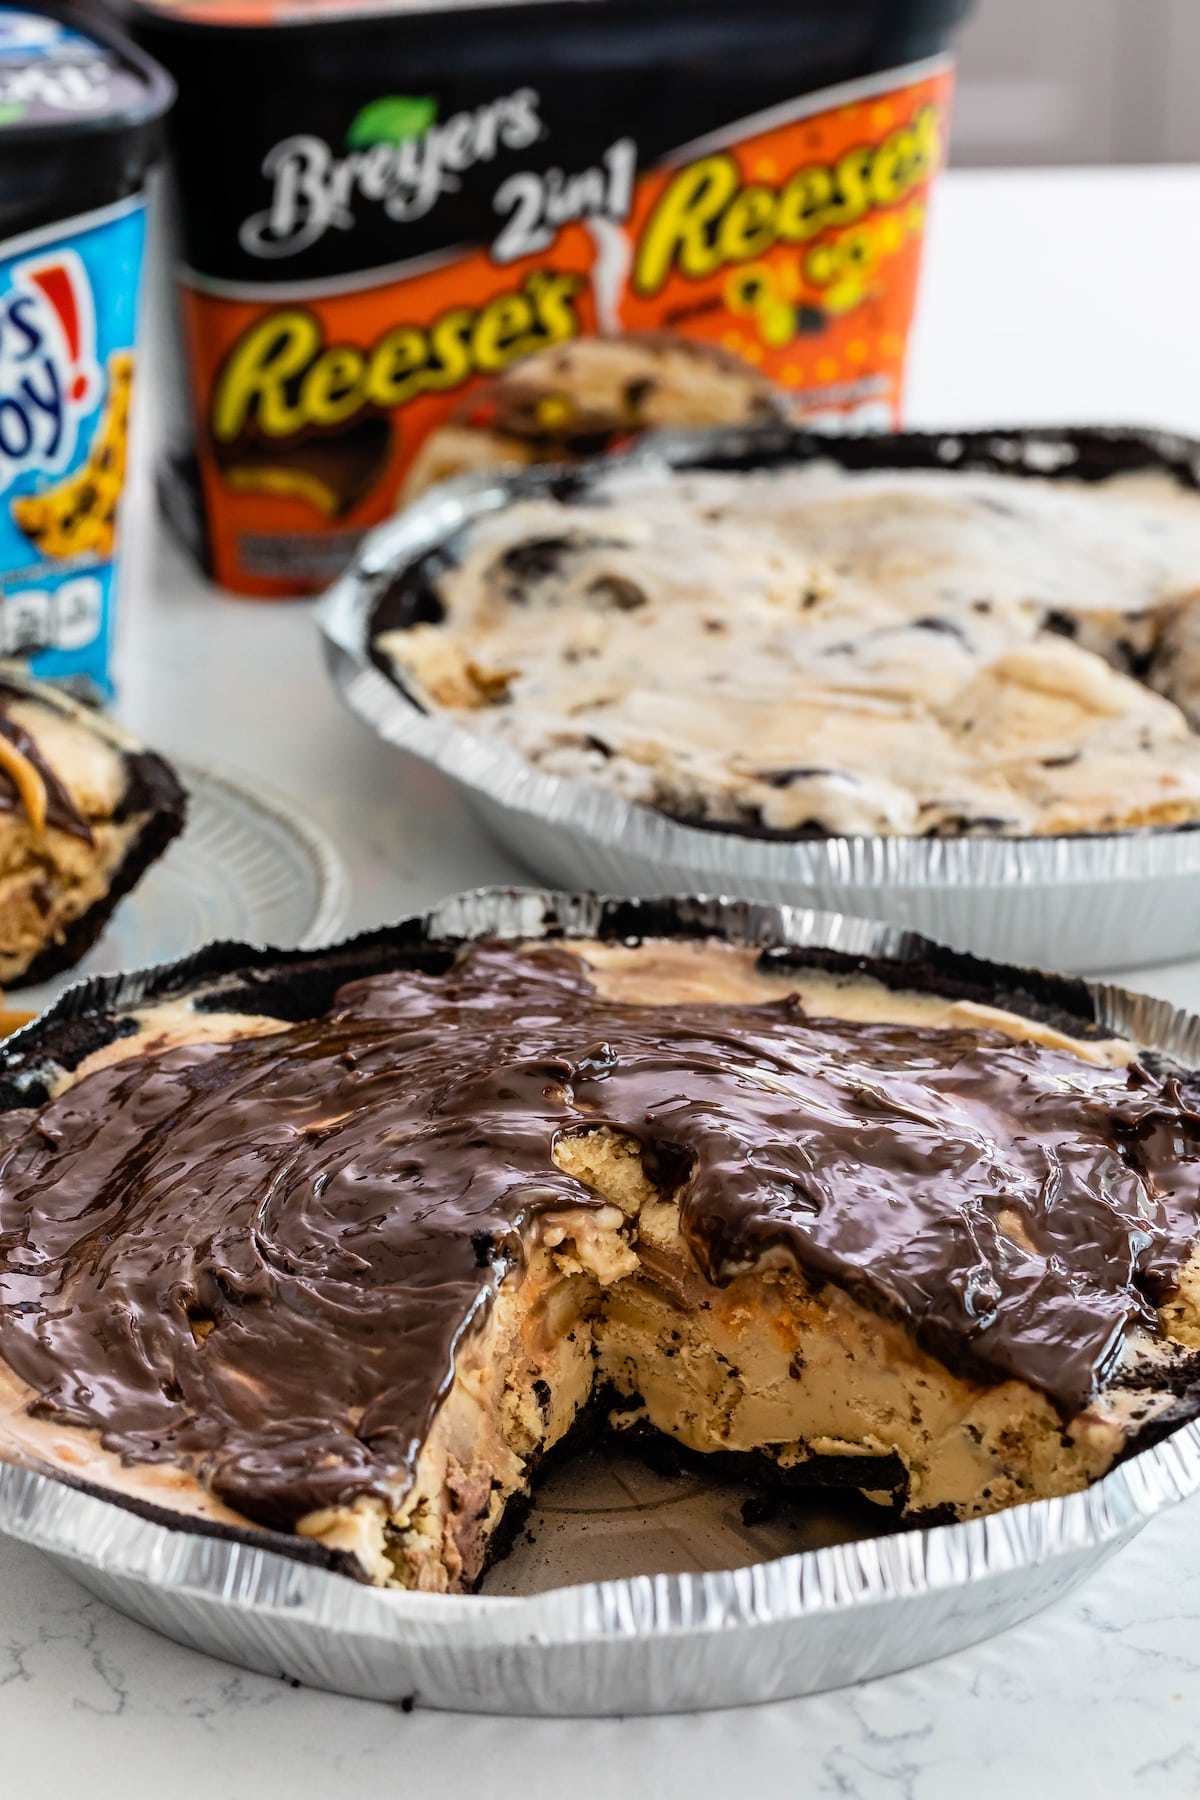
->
[376, 446, 1200, 839]
[2, 910, 1200, 1594]
[0, 676, 186, 987]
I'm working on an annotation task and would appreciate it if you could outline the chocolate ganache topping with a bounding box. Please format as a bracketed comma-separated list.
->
[1, 941, 1200, 1532]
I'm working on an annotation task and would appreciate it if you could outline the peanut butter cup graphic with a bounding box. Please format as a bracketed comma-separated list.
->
[213, 416, 394, 520]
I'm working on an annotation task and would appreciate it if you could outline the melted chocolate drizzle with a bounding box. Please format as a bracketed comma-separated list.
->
[1, 942, 1199, 1532]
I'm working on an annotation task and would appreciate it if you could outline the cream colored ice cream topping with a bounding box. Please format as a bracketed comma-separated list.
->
[379, 462, 1200, 836]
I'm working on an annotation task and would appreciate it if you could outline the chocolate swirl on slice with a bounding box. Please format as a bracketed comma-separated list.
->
[1, 941, 1199, 1532]
[0, 708, 91, 840]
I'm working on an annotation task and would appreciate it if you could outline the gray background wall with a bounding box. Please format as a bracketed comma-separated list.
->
[952, 0, 1200, 164]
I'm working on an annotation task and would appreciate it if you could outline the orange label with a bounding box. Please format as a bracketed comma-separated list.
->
[179, 59, 954, 595]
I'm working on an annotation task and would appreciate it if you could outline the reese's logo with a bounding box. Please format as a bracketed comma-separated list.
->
[210, 269, 584, 445]
[633, 104, 942, 298]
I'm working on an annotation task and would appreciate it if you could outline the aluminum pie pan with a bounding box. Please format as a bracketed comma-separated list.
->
[316, 422, 1200, 974]
[2, 884, 1200, 1715]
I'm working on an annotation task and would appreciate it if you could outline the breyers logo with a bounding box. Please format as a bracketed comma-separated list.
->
[238, 88, 544, 259]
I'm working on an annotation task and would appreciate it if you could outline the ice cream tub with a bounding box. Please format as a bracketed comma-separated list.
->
[2, 885, 1200, 1715]
[0, 4, 172, 699]
[317, 421, 1200, 974]
[129, 0, 968, 596]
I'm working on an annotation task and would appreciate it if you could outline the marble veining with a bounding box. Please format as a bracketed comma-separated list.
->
[2, 1496, 1200, 1796]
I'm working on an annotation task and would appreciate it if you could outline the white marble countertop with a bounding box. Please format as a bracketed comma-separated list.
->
[5, 164, 1200, 1793]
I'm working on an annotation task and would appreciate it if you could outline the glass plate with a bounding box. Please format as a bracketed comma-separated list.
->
[18, 759, 350, 1014]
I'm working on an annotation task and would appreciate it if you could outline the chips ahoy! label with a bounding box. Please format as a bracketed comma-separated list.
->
[0, 3, 170, 694]
[0, 196, 145, 697]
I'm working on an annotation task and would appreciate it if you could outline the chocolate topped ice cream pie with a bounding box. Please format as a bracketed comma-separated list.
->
[0, 676, 184, 986]
[376, 454, 1200, 839]
[2, 909, 1200, 1593]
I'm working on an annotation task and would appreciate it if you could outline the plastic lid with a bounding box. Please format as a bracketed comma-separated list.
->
[128, 0, 966, 34]
[0, 4, 172, 134]
[131, 0, 597, 28]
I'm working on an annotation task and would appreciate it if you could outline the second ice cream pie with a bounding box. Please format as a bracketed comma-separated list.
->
[400, 334, 790, 502]
[374, 452, 1200, 839]
[2, 915, 1200, 1593]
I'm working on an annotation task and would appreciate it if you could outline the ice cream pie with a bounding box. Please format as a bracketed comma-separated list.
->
[2, 918, 1199, 1593]
[0, 676, 185, 985]
[400, 334, 790, 502]
[376, 456, 1200, 839]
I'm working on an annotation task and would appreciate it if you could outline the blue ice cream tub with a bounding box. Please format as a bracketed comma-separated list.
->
[0, 3, 172, 698]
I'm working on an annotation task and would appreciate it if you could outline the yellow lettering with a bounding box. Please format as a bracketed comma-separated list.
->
[300, 344, 365, 426]
[632, 104, 944, 293]
[211, 310, 321, 441]
[828, 147, 873, 227]
[527, 270, 585, 341]
[365, 327, 428, 408]
[634, 154, 741, 297]
[473, 293, 536, 372]
[716, 185, 779, 264]
[210, 273, 587, 444]
[912, 105, 940, 180]
[776, 165, 835, 242]
[868, 135, 903, 208]
[426, 308, 475, 392]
